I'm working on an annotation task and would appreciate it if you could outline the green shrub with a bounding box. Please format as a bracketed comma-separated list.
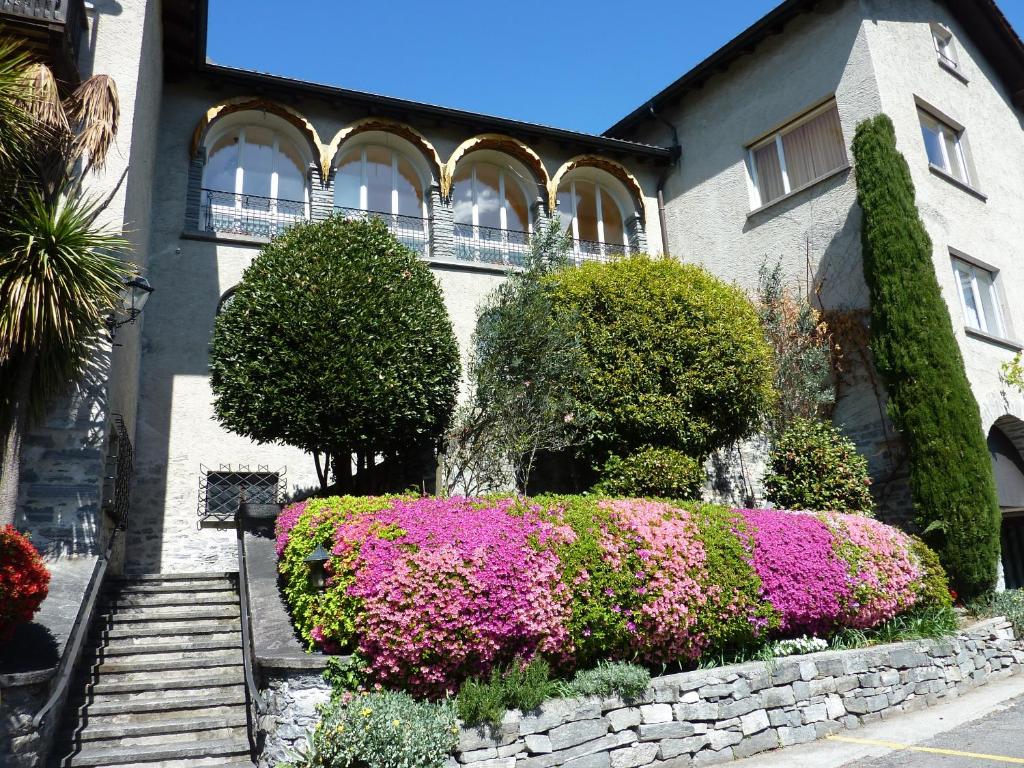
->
[762, 418, 873, 514]
[909, 536, 954, 610]
[297, 691, 457, 768]
[595, 447, 706, 500]
[456, 658, 559, 727]
[210, 215, 460, 493]
[547, 255, 775, 464]
[853, 114, 1001, 599]
[972, 589, 1024, 638]
[565, 661, 651, 700]
[830, 604, 958, 649]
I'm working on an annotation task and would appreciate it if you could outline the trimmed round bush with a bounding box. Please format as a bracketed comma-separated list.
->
[595, 447, 706, 500]
[277, 496, 943, 697]
[0, 525, 50, 641]
[547, 256, 775, 461]
[763, 418, 874, 514]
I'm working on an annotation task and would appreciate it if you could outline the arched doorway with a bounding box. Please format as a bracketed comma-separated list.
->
[989, 417, 1024, 589]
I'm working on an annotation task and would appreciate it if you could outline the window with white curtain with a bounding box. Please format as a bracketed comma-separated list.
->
[747, 101, 848, 208]
[919, 109, 972, 185]
[333, 145, 426, 218]
[952, 256, 1003, 337]
[556, 179, 626, 251]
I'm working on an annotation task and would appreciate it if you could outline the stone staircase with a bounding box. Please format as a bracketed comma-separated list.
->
[50, 573, 255, 768]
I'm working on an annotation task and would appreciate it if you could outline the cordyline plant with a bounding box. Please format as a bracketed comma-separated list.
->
[0, 40, 131, 525]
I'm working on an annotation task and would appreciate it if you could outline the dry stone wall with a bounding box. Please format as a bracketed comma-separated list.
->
[451, 618, 1023, 768]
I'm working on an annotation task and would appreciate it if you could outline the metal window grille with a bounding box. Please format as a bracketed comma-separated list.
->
[198, 465, 285, 522]
[335, 206, 430, 257]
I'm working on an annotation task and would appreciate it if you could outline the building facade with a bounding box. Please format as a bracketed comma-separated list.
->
[6, 0, 1024, 582]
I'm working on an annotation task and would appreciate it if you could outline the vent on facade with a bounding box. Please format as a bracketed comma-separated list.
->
[198, 464, 285, 523]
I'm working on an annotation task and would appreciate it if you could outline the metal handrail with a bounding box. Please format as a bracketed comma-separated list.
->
[31, 415, 132, 731]
[235, 512, 265, 755]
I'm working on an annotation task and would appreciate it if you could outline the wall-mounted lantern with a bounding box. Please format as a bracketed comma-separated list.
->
[106, 275, 154, 339]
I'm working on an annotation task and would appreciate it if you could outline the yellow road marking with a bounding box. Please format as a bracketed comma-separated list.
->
[827, 735, 1024, 765]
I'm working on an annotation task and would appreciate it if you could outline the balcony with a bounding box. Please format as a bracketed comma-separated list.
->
[335, 206, 429, 257]
[200, 189, 309, 240]
[454, 223, 531, 268]
[568, 238, 630, 265]
[0, 0, 87, 83]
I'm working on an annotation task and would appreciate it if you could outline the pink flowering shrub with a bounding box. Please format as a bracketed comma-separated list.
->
[741, 508, 854, 635]
[277, 497, 946, 697]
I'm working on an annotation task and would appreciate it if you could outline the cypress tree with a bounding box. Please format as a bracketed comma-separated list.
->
[852, 114, 1000, 599]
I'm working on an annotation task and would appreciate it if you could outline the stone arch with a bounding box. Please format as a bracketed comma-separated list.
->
[986, 410, 1024, 590]
[326, 118, 444, 186]
[443, 134, 549, 201]
[549, 155, 646, 222]
[190, 97, 327, 175]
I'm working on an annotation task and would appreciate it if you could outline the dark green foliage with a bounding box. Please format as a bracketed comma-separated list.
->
[595, 446, 705, 500]
[209, 216, 460, 490]
[852, 114, 1000, 598]
[547, 256, 775, 464]
[456, 658, 559, 726]
[762, 418, 873, 514]
[830, 605, 959, 649]
[565, 661, 651, 700]
[909, 536, 954, 610]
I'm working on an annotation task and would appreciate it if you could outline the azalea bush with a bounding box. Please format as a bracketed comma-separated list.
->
[278, 496, 949, 698]
[0, 525, 50, 641]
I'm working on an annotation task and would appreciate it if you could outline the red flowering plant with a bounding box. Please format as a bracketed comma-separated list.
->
[0, 525, 51, 642]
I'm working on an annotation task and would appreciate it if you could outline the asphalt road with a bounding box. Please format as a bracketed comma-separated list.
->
[843, 695, 1024, 767]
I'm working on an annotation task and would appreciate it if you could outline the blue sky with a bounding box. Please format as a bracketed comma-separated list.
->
[207, 0, 1024, 136]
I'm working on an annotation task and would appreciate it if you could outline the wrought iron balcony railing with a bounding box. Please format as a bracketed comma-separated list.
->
[201, 189, 309, 239]
[454, 223, 531, 267]
[335, 206, 429, 257]
[569, 238, 630, 265]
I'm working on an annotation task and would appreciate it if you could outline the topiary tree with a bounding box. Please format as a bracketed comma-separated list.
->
[210, 215, 460, 493]
[595, 446, 706, 500]
[852, 114, 1000, 599]
[762, 418, 873, 514]
[547, 256, 775, 466]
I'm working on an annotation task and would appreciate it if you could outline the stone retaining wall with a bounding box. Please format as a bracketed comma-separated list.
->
[256, 618, 1023, 768]
[0, 669, 57, 768]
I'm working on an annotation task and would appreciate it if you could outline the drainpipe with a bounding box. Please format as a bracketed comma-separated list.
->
[649, 103, 682, 258]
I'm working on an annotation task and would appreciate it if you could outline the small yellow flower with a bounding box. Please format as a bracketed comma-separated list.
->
[361, 708, 373, 717]
[392, 719, 401, 727]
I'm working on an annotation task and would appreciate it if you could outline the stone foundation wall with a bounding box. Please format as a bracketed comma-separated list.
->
[0, 670, 58, 768]
[255, 619, 1023, 768]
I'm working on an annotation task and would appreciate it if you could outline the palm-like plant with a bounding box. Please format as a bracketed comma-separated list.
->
[0, 37, 33, 172]
[0, 40, 130, 525]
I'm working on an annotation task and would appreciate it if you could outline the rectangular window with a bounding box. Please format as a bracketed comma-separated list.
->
[919, 109, 970, 184]
[931, 23, 960, 70]
[952, 257, 1003, 336]
[748, 101, 847, 208]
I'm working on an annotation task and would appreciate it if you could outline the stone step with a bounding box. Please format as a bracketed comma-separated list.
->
[58, 737, 251, 767]
[84, 683, 247, 707]
[92, 650, 243, 674]
[70, 712, 248, 742]
[103, 592, 237, 609]
[84, 662, 244, 686]
[97, 605, 240, 623]
[81, 687, 246, 716]
[95, 618, 239, 638]
[109, 585, 235, 598]
[85, 669, 242, 695]
[66, 724, 247, 751]
[114, 572, 236, 583]
[99, 631, 240, 652]
[79, 703, 247, 730]
[95, 637, 241, 657]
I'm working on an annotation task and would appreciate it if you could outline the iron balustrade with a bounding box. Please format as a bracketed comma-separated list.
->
[335, 206, 430, 256]
[235, 513, 264, 757]
[454, 223, 531, 267]
[569, 237, 630, 265]
[201, 189, 309, 239]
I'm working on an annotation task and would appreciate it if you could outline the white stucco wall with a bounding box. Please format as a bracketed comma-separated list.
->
[860, 0, 1024, 443]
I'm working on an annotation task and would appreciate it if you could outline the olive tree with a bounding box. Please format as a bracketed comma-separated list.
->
[210, 215, 460, 493]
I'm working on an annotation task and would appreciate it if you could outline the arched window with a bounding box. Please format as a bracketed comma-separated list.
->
[452, 160, 532, 265]
[333, 143, 429, 255]
[557, 178, 628, 260]
[202, 122, 310, 238]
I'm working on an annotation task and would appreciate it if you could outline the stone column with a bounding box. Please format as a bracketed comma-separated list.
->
[309, 163, 334, 221]
[627, 214, 648, 254]
[429, 184, 454, 261]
